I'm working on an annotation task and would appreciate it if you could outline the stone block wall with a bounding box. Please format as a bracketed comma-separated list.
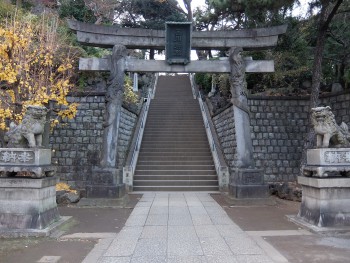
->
[322, 92, 350, 124]
[50, 93, 138, 190]
[249, 97, 309, 182]
[117, 107, 138, 168]
[212, 91, 350, 183]
[212, 107, 237, 167]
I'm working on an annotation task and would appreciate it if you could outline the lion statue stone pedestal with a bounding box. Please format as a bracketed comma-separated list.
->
[303, 106, 350, 177]
[0, 106, 63, 236]
[295, 106, 350, 228]
[0, 105, 55, 179]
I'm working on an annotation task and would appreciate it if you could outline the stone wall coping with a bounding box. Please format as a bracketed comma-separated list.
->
[248, 90, 350, 101]
[298, 176, 350, 188]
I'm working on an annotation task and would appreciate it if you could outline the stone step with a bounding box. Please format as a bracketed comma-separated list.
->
[146, 119, 204, 123]
[145, 126, 204, 130]
[143, 131, 206, 135]
[137, 160, 214, 165]
[143, 129, 205, 133]
[142, 135, 208, 140]
[134, 75, 217, 191]
[133, 186, 219, 191]
[133, 180, 218, 186]
[134, 175, 218, 181]
[134, 170, 216, 176]
[138, 156, 213, 162]
[140, 142, 210, 148]
[139, 147, 211, 153]
[136, 164, 215, 171]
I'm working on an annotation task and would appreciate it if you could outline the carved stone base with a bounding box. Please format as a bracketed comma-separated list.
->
[0, 148, 55, 178]
[229, 168, 268, 199]
[86, 167, 125, 198]
[297, 176, 350, 227]
[0, 165, 56, 178]
[0, 177, 60, 230]
[0, 148, 51, 166]
[304, 148, 350, 177]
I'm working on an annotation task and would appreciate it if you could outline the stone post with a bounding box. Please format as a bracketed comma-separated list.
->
[133, 73, 138, 92]
[228, 47, 268, 200]
[87, 45, 127, 198]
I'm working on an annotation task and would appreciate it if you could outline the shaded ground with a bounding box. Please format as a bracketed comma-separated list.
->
[212, 193, 350, 263]
[266, 235, 350, 263]
[212, 193, 300, 231]
[0, 194, 141, 263]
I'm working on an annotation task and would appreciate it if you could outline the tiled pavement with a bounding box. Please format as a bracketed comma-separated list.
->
[85, 193, 277, 263]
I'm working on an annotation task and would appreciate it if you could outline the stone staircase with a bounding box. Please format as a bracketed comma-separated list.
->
[133, 75, 219, 191]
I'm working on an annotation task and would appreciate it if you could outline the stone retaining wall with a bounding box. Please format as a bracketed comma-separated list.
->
[212, 91, 350, 182]
[50, 93, 138, 190]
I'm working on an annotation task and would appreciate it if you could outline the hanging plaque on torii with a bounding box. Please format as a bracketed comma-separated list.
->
[165, 22, 192, 65]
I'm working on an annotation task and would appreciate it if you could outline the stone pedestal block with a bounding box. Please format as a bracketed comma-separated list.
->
[297, 176, 350, 227]
[0, 148, 55, 178]
[0, 148, 51, 166]
[307, 148, 350, 166]
[229, 168, 268, 199]
[0, 177, 60, 230]
[86, 167, 125, 198]
[304, 148, 350, 177]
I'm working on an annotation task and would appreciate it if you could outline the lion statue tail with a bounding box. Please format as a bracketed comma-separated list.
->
[340, 122, 350, 140]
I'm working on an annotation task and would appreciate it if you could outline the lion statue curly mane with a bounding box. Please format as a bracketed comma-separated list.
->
[311, 106, 350, 148]
[4, 105, 48, 148]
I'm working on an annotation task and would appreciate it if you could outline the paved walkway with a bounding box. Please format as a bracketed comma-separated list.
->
[84, 193, 276, 263]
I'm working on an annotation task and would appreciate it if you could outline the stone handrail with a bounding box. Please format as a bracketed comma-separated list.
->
[123, 76, 157, 191]
[189, 74, 229, 191]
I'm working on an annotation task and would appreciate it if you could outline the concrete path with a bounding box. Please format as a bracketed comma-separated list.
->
[84, 193, 278, 263]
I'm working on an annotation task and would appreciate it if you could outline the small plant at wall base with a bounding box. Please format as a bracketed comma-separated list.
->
[0, 12, 80, 131]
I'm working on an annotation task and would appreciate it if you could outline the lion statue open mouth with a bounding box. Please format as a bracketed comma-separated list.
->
[4, 105, 48, 148]
[311, 106, 350, 148]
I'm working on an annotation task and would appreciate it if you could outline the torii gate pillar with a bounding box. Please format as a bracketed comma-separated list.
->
[228, 47, 268, 199]
[86, 45, 127, 199]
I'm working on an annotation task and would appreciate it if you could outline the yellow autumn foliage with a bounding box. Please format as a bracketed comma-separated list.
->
[0, 12, 80, 130]
[56, 182, 78, 194]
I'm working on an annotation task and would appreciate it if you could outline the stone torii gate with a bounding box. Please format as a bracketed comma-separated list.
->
[68, 20, 287, 198]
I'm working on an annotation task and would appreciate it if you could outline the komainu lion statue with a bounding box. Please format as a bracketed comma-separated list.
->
[4, 105, 48, 148]
[311, 106, 350, 148]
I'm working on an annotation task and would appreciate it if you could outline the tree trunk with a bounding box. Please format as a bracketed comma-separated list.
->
[16, 0, 22, 9]
[310, 0, 343, 108]
[150, 49, 155, 60]
[300, 0, 344, 171]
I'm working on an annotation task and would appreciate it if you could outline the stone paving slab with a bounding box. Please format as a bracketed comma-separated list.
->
[90, 193, 277, 262]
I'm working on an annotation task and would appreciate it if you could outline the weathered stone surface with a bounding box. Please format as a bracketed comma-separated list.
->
[86, 167, 125, 198]
[68, 19, 287, 50]
[0, 177, 60, 230]
[4, 105, 48, 148]
[229, 168, 268, 199]
[56, 191, 80, 204]
[80, 57, 274, 73]
[304, 148, 350, 177]
[0, 148, 51, 166]
[311, 106, 350, 148]
[307, 148, 350, 166]
[297, 176, 350, 227]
